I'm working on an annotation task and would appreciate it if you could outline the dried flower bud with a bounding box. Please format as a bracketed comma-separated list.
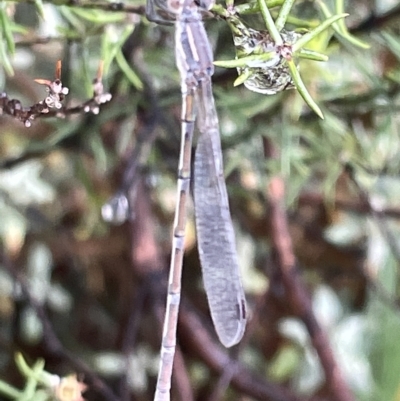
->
[54, 375, 87, 401]
[1, 60, 110, 126]
[95, 93, 112, 105]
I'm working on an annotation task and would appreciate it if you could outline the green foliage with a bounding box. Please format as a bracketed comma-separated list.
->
[0, 354, 86, 401]
[0, 0, 400, 401]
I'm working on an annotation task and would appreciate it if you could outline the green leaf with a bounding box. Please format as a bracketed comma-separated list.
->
[60, 6, 86, 34]
[0, 380, 21, 399]
[70, 7, 125, 24]
[257, 0, 282, 44]
[15, 354, 45, 382]
[233, 70, 251, 86]
[0, 35, 13, 75]
[284, 15, 319, 29]
[102, 25, 134, 74]
[274, 0, 295, 32]
[298, 48, 329, 62]
[8, 21, 29, 35]
[116, 50, 143, 91]
[56, 26, 82, 40]
[33, 0, 45, 19]
[0, 5, 15, 54]
[287, 59, 324, 119]
[317, 0, 370, 49]
[214, 51, 276, 68]
[21, 358, 45, 399]
[293, 13, 348, 52]
[234, 0, 285, 15]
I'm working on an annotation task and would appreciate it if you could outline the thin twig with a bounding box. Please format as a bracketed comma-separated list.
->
[179, 303, 303, 401]
[0, 249, 120, 401]
[1, 62, 111, 127]
[264, 137, 355, 401]
[3, 0, 145, 14]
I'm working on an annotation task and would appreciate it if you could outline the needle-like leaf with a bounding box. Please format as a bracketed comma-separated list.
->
[293, 13, 348, 52]
[234, 70, 252, 86]
[274, 0, 295, 31]
[317, 0, 370, 49]
[287, 59, 324, 119]
[33, 0, 45, 19]
[257, 0, 282, 44]
[116, 50, 144, 90]
[0, 4, 15, 55]
[298, 48, 329, 62]
[214, 51, 277, 68]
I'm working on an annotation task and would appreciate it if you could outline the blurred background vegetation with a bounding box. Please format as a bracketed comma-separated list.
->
[1, 0, 400, 400]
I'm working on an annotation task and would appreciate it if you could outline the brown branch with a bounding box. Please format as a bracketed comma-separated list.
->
[3, 0, 145, 15]
[179, 304, 304, 401]
[264, 139, 354, 401]
[1, 61, 111, 127]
